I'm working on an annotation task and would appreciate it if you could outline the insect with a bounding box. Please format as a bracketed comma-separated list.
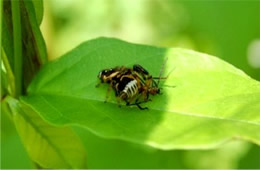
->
[96, 61, 167, 110]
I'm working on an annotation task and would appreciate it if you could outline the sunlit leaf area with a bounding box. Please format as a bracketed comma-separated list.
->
[1, 0, 260, 169]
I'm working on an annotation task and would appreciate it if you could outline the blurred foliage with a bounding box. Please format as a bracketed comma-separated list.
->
[41, 0, 260, 80]
[2, 0, 260, 169]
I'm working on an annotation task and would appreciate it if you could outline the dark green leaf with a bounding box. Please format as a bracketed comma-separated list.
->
[23, 37, 260, 149]
[2, 0, 48, 94]
[2, 0, 14, 70]
[21, 0, 47, 88]
[31, 0, 44, 25]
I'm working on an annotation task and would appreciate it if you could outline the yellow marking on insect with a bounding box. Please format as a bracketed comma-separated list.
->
[109, 71, 120, 78]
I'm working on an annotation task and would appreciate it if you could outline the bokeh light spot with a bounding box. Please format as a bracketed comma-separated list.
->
[247, 39, 260, 68]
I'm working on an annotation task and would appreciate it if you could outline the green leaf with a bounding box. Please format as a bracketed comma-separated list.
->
[22, 37, 260, 149]
[1, 49, 15, 97]
[1, 108, 33, 169]
[21, 0, 47, 87]
[2, 0, 47, 93]
[6, 97, 87, 168]
[74, 126, 255, 169]
[2, 0, 14, 70]
[1, 68, 8, 98]
[31, 0, 44, 25]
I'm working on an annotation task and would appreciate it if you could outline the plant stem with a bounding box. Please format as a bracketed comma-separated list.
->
[11, 0, 22, 97]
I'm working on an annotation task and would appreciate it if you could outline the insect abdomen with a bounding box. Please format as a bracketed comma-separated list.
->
[122, 79, 138, 98]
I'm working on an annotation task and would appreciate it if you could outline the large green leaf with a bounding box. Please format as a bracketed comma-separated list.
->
[22, 37, 260, 149]
[6, 97, 86, 168]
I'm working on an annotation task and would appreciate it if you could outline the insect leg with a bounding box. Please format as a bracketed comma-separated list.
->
[152, 79, 158, 87]
[153, 77, 167, 79]
[127, 97, 151, 110]
[116, 96, 122, 108]
[136, 103, 148, 110]
[105, 83, 113, 103]
[133, 64, 149, 75]
[140, 89, 148, 101]
[126, 93, 143, 108]
[134, 98, 149, 110]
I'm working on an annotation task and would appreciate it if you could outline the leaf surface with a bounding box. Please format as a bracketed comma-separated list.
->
[32, 0, 44, 25]
[6, 97, 86, 168]
[22, 37, 260, 149]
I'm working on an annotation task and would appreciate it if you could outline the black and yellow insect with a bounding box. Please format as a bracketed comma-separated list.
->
[96, 63, 166, 110]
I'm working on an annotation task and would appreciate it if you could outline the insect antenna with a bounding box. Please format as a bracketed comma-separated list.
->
[153, 57, 168, 87]
[153, 58, 177, 89]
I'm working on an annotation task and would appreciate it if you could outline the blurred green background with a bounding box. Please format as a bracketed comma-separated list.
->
[2, 0, 260, 168]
